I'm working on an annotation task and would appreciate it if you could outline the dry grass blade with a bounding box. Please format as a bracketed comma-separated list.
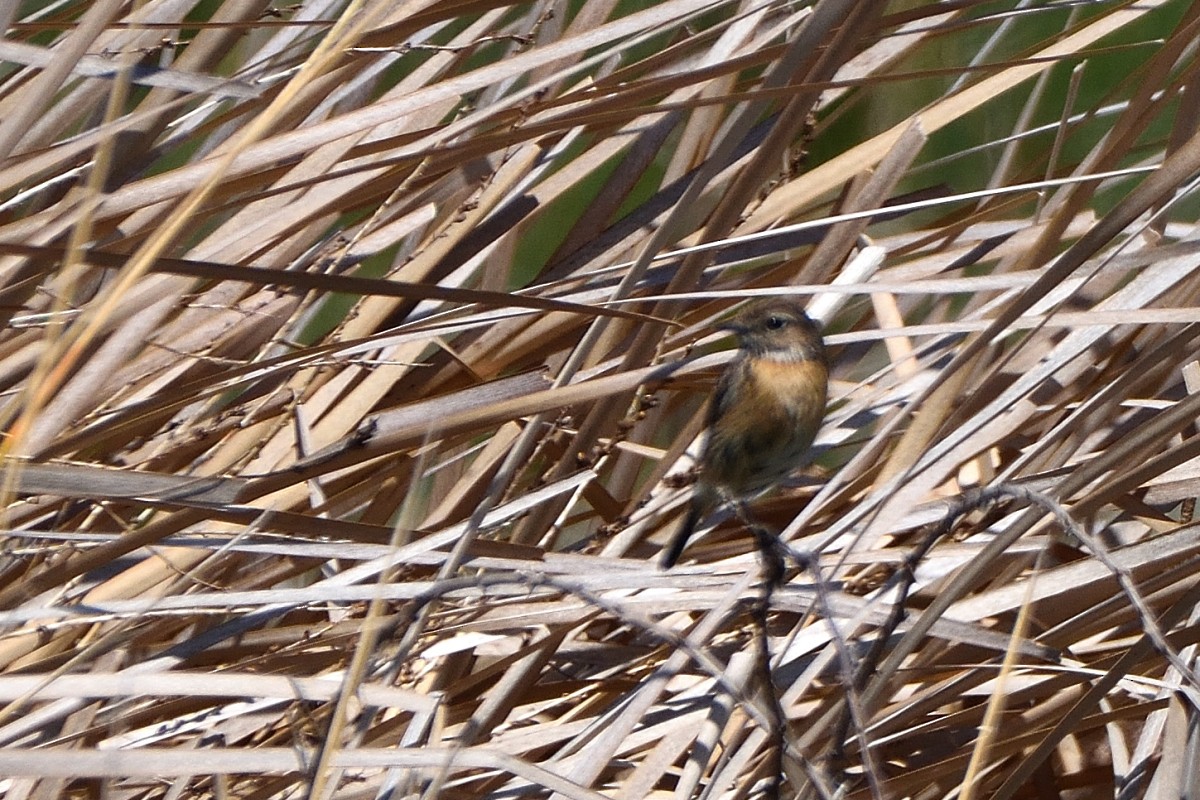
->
[3, 1, 1200, 798]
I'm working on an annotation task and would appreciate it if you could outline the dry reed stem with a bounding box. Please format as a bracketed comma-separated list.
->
[1, 2, 1199, 798]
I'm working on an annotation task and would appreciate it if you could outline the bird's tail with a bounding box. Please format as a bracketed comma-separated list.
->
[660, 488, 714, 569]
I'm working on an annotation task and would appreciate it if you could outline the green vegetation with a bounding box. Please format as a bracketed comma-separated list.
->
[0, 1, 1196, 797]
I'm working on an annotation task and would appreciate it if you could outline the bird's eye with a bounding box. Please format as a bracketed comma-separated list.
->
[765, 315, 787, 330]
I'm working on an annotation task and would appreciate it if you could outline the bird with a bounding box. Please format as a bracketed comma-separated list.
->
[661, 298, 829, 568]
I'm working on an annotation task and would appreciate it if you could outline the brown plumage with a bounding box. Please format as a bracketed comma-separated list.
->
[661, 298, 829, 568]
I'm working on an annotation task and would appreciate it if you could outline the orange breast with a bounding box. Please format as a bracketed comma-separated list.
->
[747, 358, 828, 410]
[702, 357, 828, 495]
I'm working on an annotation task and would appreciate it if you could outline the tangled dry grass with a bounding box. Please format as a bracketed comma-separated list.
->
[2, 1, 1200, 798]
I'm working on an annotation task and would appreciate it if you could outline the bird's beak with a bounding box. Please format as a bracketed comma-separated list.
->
[716, 321, 746, 335]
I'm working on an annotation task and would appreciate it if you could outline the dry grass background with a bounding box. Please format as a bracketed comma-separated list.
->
[1, 0, 1200, 797]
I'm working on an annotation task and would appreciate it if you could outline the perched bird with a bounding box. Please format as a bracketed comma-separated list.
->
[661, 298, 829, 568]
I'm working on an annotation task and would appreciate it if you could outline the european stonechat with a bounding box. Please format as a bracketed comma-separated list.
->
[661, 298, 829, 568]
